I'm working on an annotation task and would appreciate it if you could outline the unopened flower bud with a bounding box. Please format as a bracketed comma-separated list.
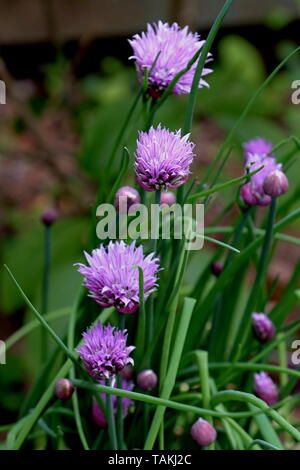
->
[137, 369, 157, 391]
[121, 365, 134, 380]
[211, 262, 223, 277]
[254, 372, 278, 406]
[54, 378, 74, 400]
[190, 418, 217, 446]
[263, 170, 289, 198]
[252, 313, 275, 343]
[114, 186, 141, 213]
[160, 191, 176, 206]
[41, 208, 58, 226]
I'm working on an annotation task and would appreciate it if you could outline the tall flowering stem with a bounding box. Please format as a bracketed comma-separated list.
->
[106, 377, 118, 450]
[41, 224, 51, 362]
[234, 198, 277, 355]
[199, 45, 300, 193]
[116, 313, 126, 449]
[177, 0, 235, 204]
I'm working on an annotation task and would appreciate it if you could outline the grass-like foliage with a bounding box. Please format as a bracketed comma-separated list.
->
[2, 0, 300, 451]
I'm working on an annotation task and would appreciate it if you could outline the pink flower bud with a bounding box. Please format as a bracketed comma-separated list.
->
[254, 372, 278, 406]
[160, 191, 176, 206]
[263, 170, 289, 198]
[137, 369, 157, 391]
[54, 378, 74, 400]
[121, 365, 134, 380]
[41, 208, 58, 226]
[211, 262, 223, 277]
[252, 313, 276, 343]
[191, 418, 217, 446]
[114, 186, 141, 213]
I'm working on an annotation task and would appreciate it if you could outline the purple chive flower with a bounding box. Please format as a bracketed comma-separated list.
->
[240, 153, 282, 207]
[252, 313, 276, 343]
[160, 191, 176, 206]
[137, 369, 158, 391]
[92, 378, 134, 428]
[263, 170, 289, 198]
[243, 137, 274, 164]
[76, 240, 160, 314]
[191, 418, 217, 446]
[114, 186, 141, 213]
[129, 22, 213, 97]
[254, 372, 279, 406]
[77, 323, 135, 380]
[135, 125, 195, 192]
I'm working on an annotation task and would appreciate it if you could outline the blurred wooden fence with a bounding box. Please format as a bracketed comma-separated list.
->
[0, 0, 298, 44]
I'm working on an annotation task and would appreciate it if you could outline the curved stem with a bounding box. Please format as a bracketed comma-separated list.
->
[211, 390, 300, 441]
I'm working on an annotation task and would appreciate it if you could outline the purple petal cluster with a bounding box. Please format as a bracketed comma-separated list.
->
[252, 313, 276, 343]
[240, 150, 282, 207]
[76, 240, 160, 314]
[254, 372, 279, 406]
[129, 21, 213, 96]
[135, 125, 195, 192]
[243, 137, 274, 164]
[92, 378, 134, 428]
[77, 323, 135, 380]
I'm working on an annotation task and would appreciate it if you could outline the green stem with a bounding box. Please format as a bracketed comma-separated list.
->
[183, 0, 235, 135]
[74, 378, 293, 420]
[135, 266, 146, 364]
[200, 46, 300, 189]
[277, 333, 288, 387]
[106, 378, 118, 450]
[211, 390, 300, 441]
[209, 361, 300, 380]
[8, 308, 114, 450]
[159, 245, 189, 391]
[177, 0, 235, 203]
[117, 314, 125, 449]
[248, 439, 281, 451]
[234, 198, 277, 354]
[187, 166, 264, 203]
[106, 88, 143, 172]
[41, 224, 51, 362]
[145, 297, 196, 449]
[195, 350, 215, 449]
[67, 290, 90, 450]
[5, 307, 70, 350]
